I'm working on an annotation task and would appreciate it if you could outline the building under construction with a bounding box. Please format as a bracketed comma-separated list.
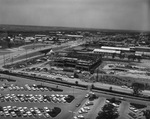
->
[53, 52, 102, 73]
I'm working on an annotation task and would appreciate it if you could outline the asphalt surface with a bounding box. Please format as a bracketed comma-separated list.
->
[0, 74, 88, 119]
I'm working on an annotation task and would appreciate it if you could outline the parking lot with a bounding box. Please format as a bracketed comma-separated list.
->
[0, 93, 70, 103]
[0, 92, 74, 118]
[0, 105, 61, 118]
[0, 73, 149, 119]
[0, 74, 88, 119]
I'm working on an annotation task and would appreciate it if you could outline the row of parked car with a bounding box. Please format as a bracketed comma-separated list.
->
[74, 101, 94, 119]
[24, 84, 50, 91]
[128, 105, 144, 119]
[0, 105, 60, 118]
[105, 99, 120, 108]
[23, 67, 49, 72]
[0, 93, 68, 103]
[0, 83, 52, 92]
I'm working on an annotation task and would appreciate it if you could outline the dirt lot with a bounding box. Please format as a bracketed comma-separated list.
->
[92, 60, 150, 90]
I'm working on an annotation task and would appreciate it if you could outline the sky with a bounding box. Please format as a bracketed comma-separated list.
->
[0, 0, 150, 31]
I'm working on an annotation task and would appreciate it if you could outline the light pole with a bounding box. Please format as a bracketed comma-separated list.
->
[9, 68, 11, 80]
[11, 56, 13, 64]
[72, 86, 74, 97]
[9, 52, 11, 64]
[3, 54, 5, 66]
[26, 49, 27, 61]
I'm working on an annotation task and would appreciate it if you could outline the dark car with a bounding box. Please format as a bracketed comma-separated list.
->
[76, 103, 81, 107]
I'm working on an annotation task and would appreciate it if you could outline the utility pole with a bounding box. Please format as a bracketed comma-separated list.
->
[72, 86, 74, 97]
[96, 68, 98, 82]
[12, 56, 13, 64]
[26, 49, 27, 61]
[3, 55, 5, 66]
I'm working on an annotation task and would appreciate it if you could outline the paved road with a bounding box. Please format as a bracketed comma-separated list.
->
[86, 97, 105, 119]
[118, 101, 130, 119]
[0, 39, 85, 68]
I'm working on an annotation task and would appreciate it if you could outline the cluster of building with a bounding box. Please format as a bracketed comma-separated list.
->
[0, 33, 83, 49]
[85, 32, 150, 48]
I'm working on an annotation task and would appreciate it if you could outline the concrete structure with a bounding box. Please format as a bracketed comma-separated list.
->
[53, 53, 101, 72]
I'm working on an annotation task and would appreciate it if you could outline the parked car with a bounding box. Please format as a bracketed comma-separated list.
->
[85, 101, 93, 106]
[76, 103, 81, 107]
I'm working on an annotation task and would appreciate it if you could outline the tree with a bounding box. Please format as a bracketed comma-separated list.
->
[75, 81, 78, 85]
[74, 72, 79, 78]
[109, 86, 112, 91]
[128, 54, 136, 61]
[136, 56, 142, 62]
[131, 82, 145, 95]
[110, 97, 116, 103]
[96, 103, 119, 119]
[89, 93, 97, 101]
[89, 84, 95, 91]
[91, 84, 95, 89]
[112, 53, 116, 59]
[143, 110, 150, 119]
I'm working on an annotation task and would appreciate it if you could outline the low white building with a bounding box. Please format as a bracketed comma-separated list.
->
[93, 49, 121, 54]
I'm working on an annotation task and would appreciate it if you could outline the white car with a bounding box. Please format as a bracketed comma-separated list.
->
[73, 116, 78, 119]
[112, 103, 119, 107]
[45, 113, 50, 118]
[105, 100, 110, 103]
[0, 87, 4, 90]
[20, 87, 24, 90]
[8, 87, 12, 91]
[121, 86, 128, 89]
[77, 115, 84, 119]
[44, 88, 48, 91]
[83, 106, 90, 110]
[78, 110, 83, 114]
[78, 108, 88, 114]
[78, 110, 88, 114]
[85, 94, 89, 98]
[55, 94, 60, 97]
[85, 101, 94, 106]
[119, 97, 125, 100]
[11, 112, 17, 117]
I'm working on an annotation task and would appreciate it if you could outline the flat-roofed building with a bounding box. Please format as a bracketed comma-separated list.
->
[93, 49, 121, 54]
[101, 46, 130, 51]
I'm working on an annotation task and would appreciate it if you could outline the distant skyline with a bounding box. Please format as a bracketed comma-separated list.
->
[0, 0, 150, 31]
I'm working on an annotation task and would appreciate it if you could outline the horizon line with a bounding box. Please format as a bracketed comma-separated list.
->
[0, 24, 150, 33]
